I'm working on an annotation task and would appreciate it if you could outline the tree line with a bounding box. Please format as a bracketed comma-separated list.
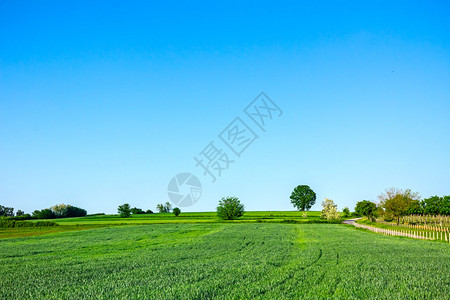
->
[3, 186, 448, 222]
[355, 187, 450, 224]
[0, 203, 87, 220]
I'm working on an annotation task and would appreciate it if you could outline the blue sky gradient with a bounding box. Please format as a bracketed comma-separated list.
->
[1, 1, 449, 213]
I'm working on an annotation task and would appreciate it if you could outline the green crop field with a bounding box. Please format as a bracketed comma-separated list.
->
[1, 220, 449, 299]
[46, 211, 324, 225]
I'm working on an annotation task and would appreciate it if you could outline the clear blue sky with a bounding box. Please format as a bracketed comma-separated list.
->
[1, 1, 449, 214]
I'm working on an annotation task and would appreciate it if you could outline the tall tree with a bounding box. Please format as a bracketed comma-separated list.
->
[156, 202, 172, 213]
[290, 185, 316, 213]
[355, 200, 377, 222]
[217, 196, 245, 220]
[379, 187, 420, 225]
[118, 203, 131, 218]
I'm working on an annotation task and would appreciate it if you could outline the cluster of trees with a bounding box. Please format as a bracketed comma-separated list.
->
[32, 204, 87, 219]
[1, 203, 87, 220]
[131, 207, 153, 214]
[355, 188, 450, 225]
[5, 185, 447, 223]
[407, 195, 450, 215]
[289, 185, 342, 221]
[0, 205, 15, 217]
[117, 202, 180, 218]
[156, 202, 172, 213]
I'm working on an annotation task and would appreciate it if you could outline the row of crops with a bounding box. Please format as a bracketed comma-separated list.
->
[1, 223, 449, 298]
[353, 221, 450, 243]
[401, 214, 450, 228]
[354, 214, 450, 243]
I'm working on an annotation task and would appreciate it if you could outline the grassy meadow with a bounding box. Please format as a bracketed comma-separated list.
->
[1, 212, 449, 299]
[1, 221, 449, 299]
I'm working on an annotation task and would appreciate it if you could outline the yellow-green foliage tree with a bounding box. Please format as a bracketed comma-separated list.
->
[321, 198, 341, 221]
[379, 187, 420, 225]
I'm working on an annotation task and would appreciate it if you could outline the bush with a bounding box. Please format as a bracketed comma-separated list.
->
[145, 210, 153, 214]
[34, 221, 59, 227]
[342, 207, 351, 218]
[0, 219, 58, 228]
[0, 219, 16, 228]
[173, 207, 181, 217]
[217, 196, 245, 220]
[6, 214, 34, 220]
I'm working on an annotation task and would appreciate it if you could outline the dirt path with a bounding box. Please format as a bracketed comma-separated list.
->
[343, 218, 433, 240]
[342, 218, 362, 225]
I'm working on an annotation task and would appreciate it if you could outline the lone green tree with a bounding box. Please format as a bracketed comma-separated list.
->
[355, 200, 377, 222]
[173, 207, 181, 217]
[217, 196, 245, 220]
[290, 185, 316, 216]
[118, 203, 131, 218]
[342, 207, 350, 218]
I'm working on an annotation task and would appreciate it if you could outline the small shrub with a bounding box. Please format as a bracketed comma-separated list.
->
[173, 207, 181, 217]
[34, 221, 59, 227]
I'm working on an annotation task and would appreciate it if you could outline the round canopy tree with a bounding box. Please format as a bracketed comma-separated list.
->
[290, 185, 316, 212]
[355, 200, 377, 222]
[173, 207, 181, 217]
[217, 196, 245, 220]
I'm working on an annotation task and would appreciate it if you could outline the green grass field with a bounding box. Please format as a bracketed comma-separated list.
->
[49, 211, 324, 225]
[1, 219, 449, 299]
